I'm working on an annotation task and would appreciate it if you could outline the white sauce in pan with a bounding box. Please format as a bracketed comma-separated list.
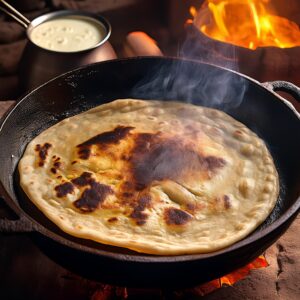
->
[30, 16, 106, 52]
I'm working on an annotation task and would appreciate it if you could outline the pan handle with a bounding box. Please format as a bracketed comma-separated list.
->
[0, 196, 37, 233]
[262, 81, 300, 102]
[0, 216, 37, 233]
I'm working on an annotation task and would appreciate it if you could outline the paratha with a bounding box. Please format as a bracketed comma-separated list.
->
[19, 99, 279, 255]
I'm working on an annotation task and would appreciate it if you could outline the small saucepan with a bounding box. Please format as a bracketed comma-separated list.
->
[0, 1, 116, 91]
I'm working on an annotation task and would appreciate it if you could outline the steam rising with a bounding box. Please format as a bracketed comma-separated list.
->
[132, 18, 248, 111]
[131, 58, 247, 111]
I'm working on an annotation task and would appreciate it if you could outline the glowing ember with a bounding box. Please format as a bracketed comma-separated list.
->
[90, 256, 269, 299]
[191, 255, 269, 296]
[190, 0, 300, 49]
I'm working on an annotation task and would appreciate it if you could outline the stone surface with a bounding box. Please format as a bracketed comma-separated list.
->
[199, 215, 300, 300]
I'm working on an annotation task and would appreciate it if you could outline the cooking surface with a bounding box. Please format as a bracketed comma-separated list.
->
[0, 101, 299, 299]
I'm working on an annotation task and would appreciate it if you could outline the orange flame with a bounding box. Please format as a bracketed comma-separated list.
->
[191, 0, 300, 49]
[192, 255, 269, 296]
[90, 256, 269, 299]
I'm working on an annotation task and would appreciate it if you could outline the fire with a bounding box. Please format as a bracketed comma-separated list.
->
[192, 255, 269, 296]
[190, 0, 300, 49]
[90, 256, 269, 299]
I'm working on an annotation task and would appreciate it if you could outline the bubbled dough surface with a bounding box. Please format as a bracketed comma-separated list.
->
[19, 99, 279, 255]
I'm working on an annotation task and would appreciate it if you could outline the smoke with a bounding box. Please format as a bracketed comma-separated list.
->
[179, 24, 248, 110]
[131, 57, 247, 111]
[131, 6, 248, 111]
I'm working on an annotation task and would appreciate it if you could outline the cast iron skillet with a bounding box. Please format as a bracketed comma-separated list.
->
[0, 57, 299, 288]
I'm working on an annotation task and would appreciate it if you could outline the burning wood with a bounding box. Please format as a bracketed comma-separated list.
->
[185, 255, 269, 297]
[189, 0, 300, 49]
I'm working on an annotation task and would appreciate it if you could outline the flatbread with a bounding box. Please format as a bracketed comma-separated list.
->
[19, 99, 279, 255]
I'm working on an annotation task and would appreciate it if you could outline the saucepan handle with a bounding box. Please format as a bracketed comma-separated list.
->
[0, 196, 37, 233]
[262, 81, 300, 102]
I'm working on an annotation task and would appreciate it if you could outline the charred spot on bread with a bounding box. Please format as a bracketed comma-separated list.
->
[73, 182, 113, 213]
[164, 208, 192, 226]
[128, 132, 226, 190]
[35, 143, 52, 166]
[129, 195, 152, 225]
[77, 126, 134, 159]
[55, 182, 74, 197]
[71, 172, 94, 187]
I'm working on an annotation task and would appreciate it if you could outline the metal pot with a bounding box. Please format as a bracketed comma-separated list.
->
[18, 10, 116, 92]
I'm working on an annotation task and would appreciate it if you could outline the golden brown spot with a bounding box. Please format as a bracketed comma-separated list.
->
[164, 208, 192, 226]
[108, 217, 118, 223]
[223, 195, 231, 209]
[186, 203, 196, 211]
[121, 154, 130, 161]
[121, 181, 135, 191]
[122, 192, 134, 198]
[184, 124, 201, 137]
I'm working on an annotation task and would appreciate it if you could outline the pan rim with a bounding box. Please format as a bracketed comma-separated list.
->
[0, 56, 299, 263]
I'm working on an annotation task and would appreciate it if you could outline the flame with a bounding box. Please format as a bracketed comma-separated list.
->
[192, 255, 269, 296]
[191, 0, 300, 49]
[90, 256, 269, 299]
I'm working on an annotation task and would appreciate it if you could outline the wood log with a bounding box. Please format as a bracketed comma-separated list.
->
[123, 31, 163, 57]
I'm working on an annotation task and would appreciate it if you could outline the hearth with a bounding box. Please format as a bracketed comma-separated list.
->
[179, 0, 300, 110]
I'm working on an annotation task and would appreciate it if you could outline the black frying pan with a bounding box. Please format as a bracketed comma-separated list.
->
[0, 57, 299, 288]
